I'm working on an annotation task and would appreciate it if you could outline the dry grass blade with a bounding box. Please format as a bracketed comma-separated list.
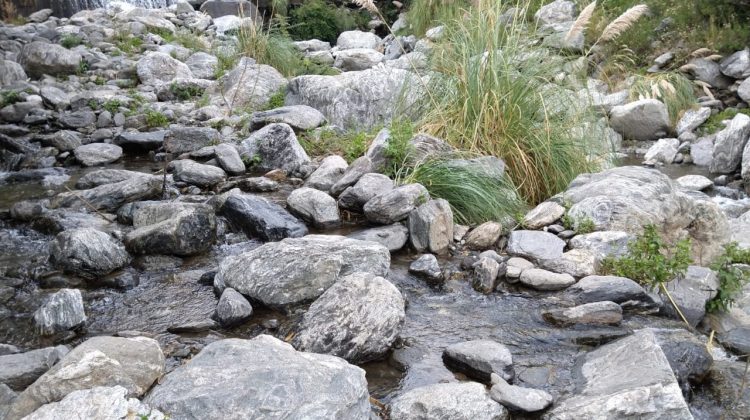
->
[599, 4, 649, 43]
[351, 0, 378, 14]
[564, 1, 597, 44]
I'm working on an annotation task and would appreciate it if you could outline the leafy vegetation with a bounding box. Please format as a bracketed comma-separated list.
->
[0, 90, 22, 108]
[148, 26, 175, 43]
[299, 128, 373, 163]
[562, 212, 596, 234]
[265, 88, 286, 110]
[112, 32, 144, 55]
[60, 34, 83, 49]
[169, 83, 205, 101]
[288, 0, 366, 43]
[174, 29, 209, 52]
[698, 108, 750, 135]
[708, 242, 750, 313]
[237, 21, 304, 77]
[144, 109, 169, 128]
[382, 118, 415, 179]
[102, 99, 124, 114]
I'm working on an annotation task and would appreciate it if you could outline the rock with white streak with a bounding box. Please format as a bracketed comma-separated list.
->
[239, 123, 310, 173]
[676, 107, 711, 135]
[542, 301, 623, 326]
[408, 199, 454, 254]
[390, 382, 508, 420]
[33, 289, 86, 336]
[21, 386, 165, 420]
[644, 138, 679, 164]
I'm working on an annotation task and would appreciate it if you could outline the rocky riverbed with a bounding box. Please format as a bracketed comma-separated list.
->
[2, 1, 750, 419]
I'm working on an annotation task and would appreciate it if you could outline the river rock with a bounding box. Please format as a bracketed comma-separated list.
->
[739, 77, 750, 103]
[221, 194, 307, 241]
[286, 67, 422, 130]
[73, 143, 123, 167]
[519, 268, 575, 291]
[608, 99, 670, 141]
[568, 231, 631, 260]
[676, 107, 711, 135]
[286, 187, 341, 228]
[237, 176, 279, 192]
[33, 289, 85, 336]
[338, 173, 394, 212]
[676, 174, 713, 191]
[337, 30, 381, 50]
[50, 228, 130, 279]
[390, 382, 508, 420]
[643, 138, 679, 164]
[442, 339, 514, 383]
[490, 374, 553, 413]
[546, 329, 691, 419]
[523, 201, 565, 229]
[18, 41, 82, 78]
[5, 336, 164, 420]
[212, 57, 287, 109]
[507, 230, 565, 262]
[293, 272, 405, 363]
[185, 51, 218, 79]
[125, 204, 216, 256]
[251, 105, 326, 131]
[0, 59, 27, 85]
[305, 155, 347, 191]
[76, 169, 148, 190]
[21, 386, 165, 420]
[136, 52, 193, 85]
[473, 256, 502, 293]
[408, 198, 453, 254]
[213, 143, 245, 175]
[650, 328, 713, 389]
[535, 0, 576, 26]
[334, 48, 384, 71]
[464, 221, 504, 250]
[114, 130, 167, 152]
[710, 113, 750, 174]
[566, 275, 658, 309]
[543, 301, 623, 326]
[216, 235, 390, 308]
[330, 156, 374, 196]
[347, 224, 409, 252]
[661, 265, 719, 327]
[239, 123, 310, 173]
[720, 48, 750, 78]
[505, 257, 534, 281]
[688, 58, 733, 89]
[408, 254, 442, 282]
[58, 110, 96, 129]
[538, 248, 598, 278]
[171, 159, 226, 187]
[363, 183, 429, 224]
[145, 335, 369, 419]
[50, 175, 162, 212]
[0, 384, 15, 418]
[0, 346, 69, 391]
[165, 127, 220, 154]
[215, 288, 253, 327]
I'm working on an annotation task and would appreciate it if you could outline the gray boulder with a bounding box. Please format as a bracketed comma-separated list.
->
[18, 41, 82, 78]
[390, 382, 508, 420]
[490, 374, 553, 413]
[305, 155, 348, 191]
[523, 201, 565, 229]
[330, 156, 373, 196]
[50, 228, 130, 279]
[0, 59, 27, 85]
[251, 105, 327, 131]
[215, 235, 390, 308]
[5, 336, 164, 420]
[145, 336, 369, 419]
[347, 224, 409, 252]
[114, 130, 167, 152]
[538, 248, 598, 278]
[214, 143, 245, 175]
[739, 77, 750, 103]
[221, 194, 307, 241]
[720, 48, 750, 79]
[661, 266, 719, 327]
[608, 99, 670, 141]
[286, 187, 341, 228]
[643, 138, 679, 164]
[687, 58, 732, 89]
[442, 339, 514, 383]
[534, 0, 576, 26]
[47, 130, 81, 151]
[408, 198, 453, 254]
[363, 183, 429, 224]
[334, 48, 384, 71]
[473, 256, 502, 293]
[692, 136, 714, 166]
[73, 143, 123, 167]
[507, 230, 565, 262]
[212, 57, 287, 109]
[408, 254, 442, 282]
[165, 127, 220, 154]
[215, 288, 253, 327]
[34, 291, 85, 337]
[58, 110, 96, 129]
[125, 204, 216, 256]
[293, 272, 405, 363]
[676, 107, 711, 135]
[136, 52, 193, 85]
[172, 159, 226, 187]
[546, 329, 691, 419]
[569, 231, 632, 260]
[239, 123, 310, 173]
[185, 52, 218, 80]
[519, 268, 576, 291]
[675, 174, 713, 191]
[710, 113, 750, 174]
[338, 172, 394, 212]
[50, 175, 162, 212]
[21, 386, 165, 420]
[337, 30, 382, 50]
[566, 275, 657, 308]
[0, 346, 69, 391]
[542, 301, 623, 326]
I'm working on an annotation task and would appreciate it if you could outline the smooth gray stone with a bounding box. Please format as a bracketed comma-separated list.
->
[330, 156, 373, 197]
[73, 143, 123, 167]
[18, 41, 81, 78]
[215, 288, 253, 327]
[566, 275, 656, 307]
[363, 183, 429, 224]
[21, 386, 165, 420]
[506, 230, 565, 262]
[171, 159, 226, 187]
[523, 201, 565, 229]
[408, 254, 442, 282]
[519, 268, 576, 291]
[661, 265, 719, 327]
[490, 374, 553, 413]
[165, 127, 220, 155]
[0, 346, 69, 391]
[305, 155, 347, 192]
[542, 301, 623, 326]
[286, 187, 340, 229]
[50, 175, 162, 212]
[50, 228, 129, 279]
[338, 173, 394, 212]
[136, 52, 193, 85]
[250, 105, 326, 131]
[442, 339, 514, 383]
[390, 382, 508, 420]
[239, 123, 310, 173]
[114, 131, 167, 152]
[609, 99, 670, 141]
[221, 194, 307, 241]
[213, 143, 246, 175]
[347, 224, 409, 252]
[125, 204, 216, 256]
[408, 198, 453, 254]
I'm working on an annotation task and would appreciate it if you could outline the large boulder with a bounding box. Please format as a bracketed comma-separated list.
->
[286, 67, 423, 130]
[33, 289, 86, 336]
[363, 183, 429, 224]
[125, 204, 216, 256]
[293, 272, 405, 363]
[185, 51, 219, 79]
[0, 59, 27, 85]
[0, 346, 69, 391]
[171, 159, 227, 187]
[608, 99, 670, 141]
[710, 113, 750, 174]
[546, 330, 692, 419]
[250, 105, 326, 131]
[333, 49, 384, 71]
[21, 386, 164, 420]
[215, 235, 390, 308]
[212, 57, 287, 109]
[73, 143, 123, 167]
[506, 230, 565, 262]
[336, 30, 382, 50]
[720, 48, 750, 79]
[5, 336, 164, 420]
[534, 0, 576, 26]
[17, 41, 82, 78]
[390, 382, 508, 420]
[164, 127, 221, 154]
[136, 52, 193, 85]
[239, 123, 310, 173]
[50, 175, 162, 212]
[338, 172, 394, 212]
[562, 166, 729, 262]
[566, 275, 657, 308]
[50, 228, 130, 279]
[408, 198, 454, 254]
[144, 336, 370, 419]
[221, 194, 307, 241]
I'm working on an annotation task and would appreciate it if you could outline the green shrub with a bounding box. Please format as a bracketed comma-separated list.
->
[406, 0, 466, 37]
[0, 90, 22, 108]
[288, 0, 362, 43]
[383, 118, 414, 179]
[699, 108, 750, 135]
[169, 83, 205, 101]
[562, 212, 596, 234]
[149, 26, 175, 42]
[213, 45, 239, 79]
[264, 88, 286, 110]
[298, 128, 372, 163]
[103, 99, 123, 114]
[144, 108, 169, 128]
[708, 242, 750, 313]
[60, 34, 83, 49]
[601, 224, 693, 288]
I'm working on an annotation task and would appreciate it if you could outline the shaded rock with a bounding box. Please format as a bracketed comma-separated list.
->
[338, 172, 394, 212]
[710, 113, 750, 174]
[608, 99, 670, 141]
[18, 41, 81, 78]
[250, 105, 326, 131]
[50, 228, 129, 279]
[408, 254, 442, 282]
[566, 275, 658, 309]
[543, 301, 623, 326]
[165, 127, 220, 154]
[347, 224, 409, 252]
[507, 230, 565, 262]
[58, 110, 96, 129]
[519, 268, 575, 291]
[363, 183, 429, 224]
[473, 257, 501, 293]
[136, 52, 193, 85]
[390, 382, 508, 420]
[687, 58, 732, 89]
[212, 57, 286, 109]
[215, 288, 253, 327]
[114, 130, 167, 152]
[0, 346, 69, 391]
[330, 156, 374, 196]
[293, 272, 405, 363]
[125, 204, 216, 256]
[172, 159, 226, 187]
[21, 386, 164, 420]
[213, 143, 245, 175]
[650, 328, 713, 389]
[661, 265, 719, 327]
[700, 360, 750, 416]
[221, 194, 307, 241]
[47, 130, 81, 151]
[0, 384, 15, 419]
[73, 143, 122, 166]
[305, 155, 347, 191]
[144, 336, 369, 419]
[239, 123, 310, 173]
[237, 176, 278, 192]
[442, 339, 514, 383]
[490, 374, 553, 413]
[33, 289, 85, 336]
[215, 235, 390, 308]
[167, 320, 217, 334]
[0, 59, 27, 85]
[523, 201, 565, 229]
[464, 221, 504, 250]
[50, 175, 162, 212]
[286, 187, 341, 228]
[408, 198, 453, 254]
[720, 48, 750, 79]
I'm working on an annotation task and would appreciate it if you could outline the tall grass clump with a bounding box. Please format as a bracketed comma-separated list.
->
[406, 0, 466, 37]
[629, 72, 696, 125]
[419, 0, 608, 205]
[237, 22, 303, 77]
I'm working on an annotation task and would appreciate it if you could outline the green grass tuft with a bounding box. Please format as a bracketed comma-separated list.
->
[60, 34, 83, 49]
[629, 72, 697, 125]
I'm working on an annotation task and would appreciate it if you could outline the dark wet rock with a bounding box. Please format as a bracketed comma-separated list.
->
[239, 123, 310, 173]
[363, 183, 429, 224]
[21, 385, 164, 420]
[699, 360, 750, 416]
[167, 320, 218, 333]
[213, 143, 245, 175]
[31, 210, 112, 236]
[250, 105, 326, 131]
[221, 194, 307, 241]
[5, 336, 164, 420]
[50, 175, 162, 212]
[519, 268, 575, 291]
[338, 172, 394, 212]
[136, 52, 193, 85]
[542, 301, 623, 326]
[390, 382, 508, 420]
[566, 275, 658, 309]
[0, 346, 69, 391]
[408, 254, 443, 282]
[507, 230, 565, 262]
[125, 204, 216, 256]
[237, 176, 279, 192]
[442, 339, 514, 383]
[58, 110, 96, 129]
[490, 374, 553, 413]
[50, 228, 129, 279]
[286, 187, 340, 228]
[347, 224, 409, 252]
[171, 159, 226, 187]
[144, 336, 370, 419]
[215, 288, 253, 327]
[73, 143, 123, 166]
[547, 329, 691, 419]
[216, 235, 390, 308]
[33, 289, 86, 336]
[661, 265, 719, 327]
[17, 41, 82, 78]
[649, 328, 713, 389]
[408, 198, 453, 254]
[113, 131, 167, 152]
[165, 127, 220, 155]
[293, 272, 405, 363]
